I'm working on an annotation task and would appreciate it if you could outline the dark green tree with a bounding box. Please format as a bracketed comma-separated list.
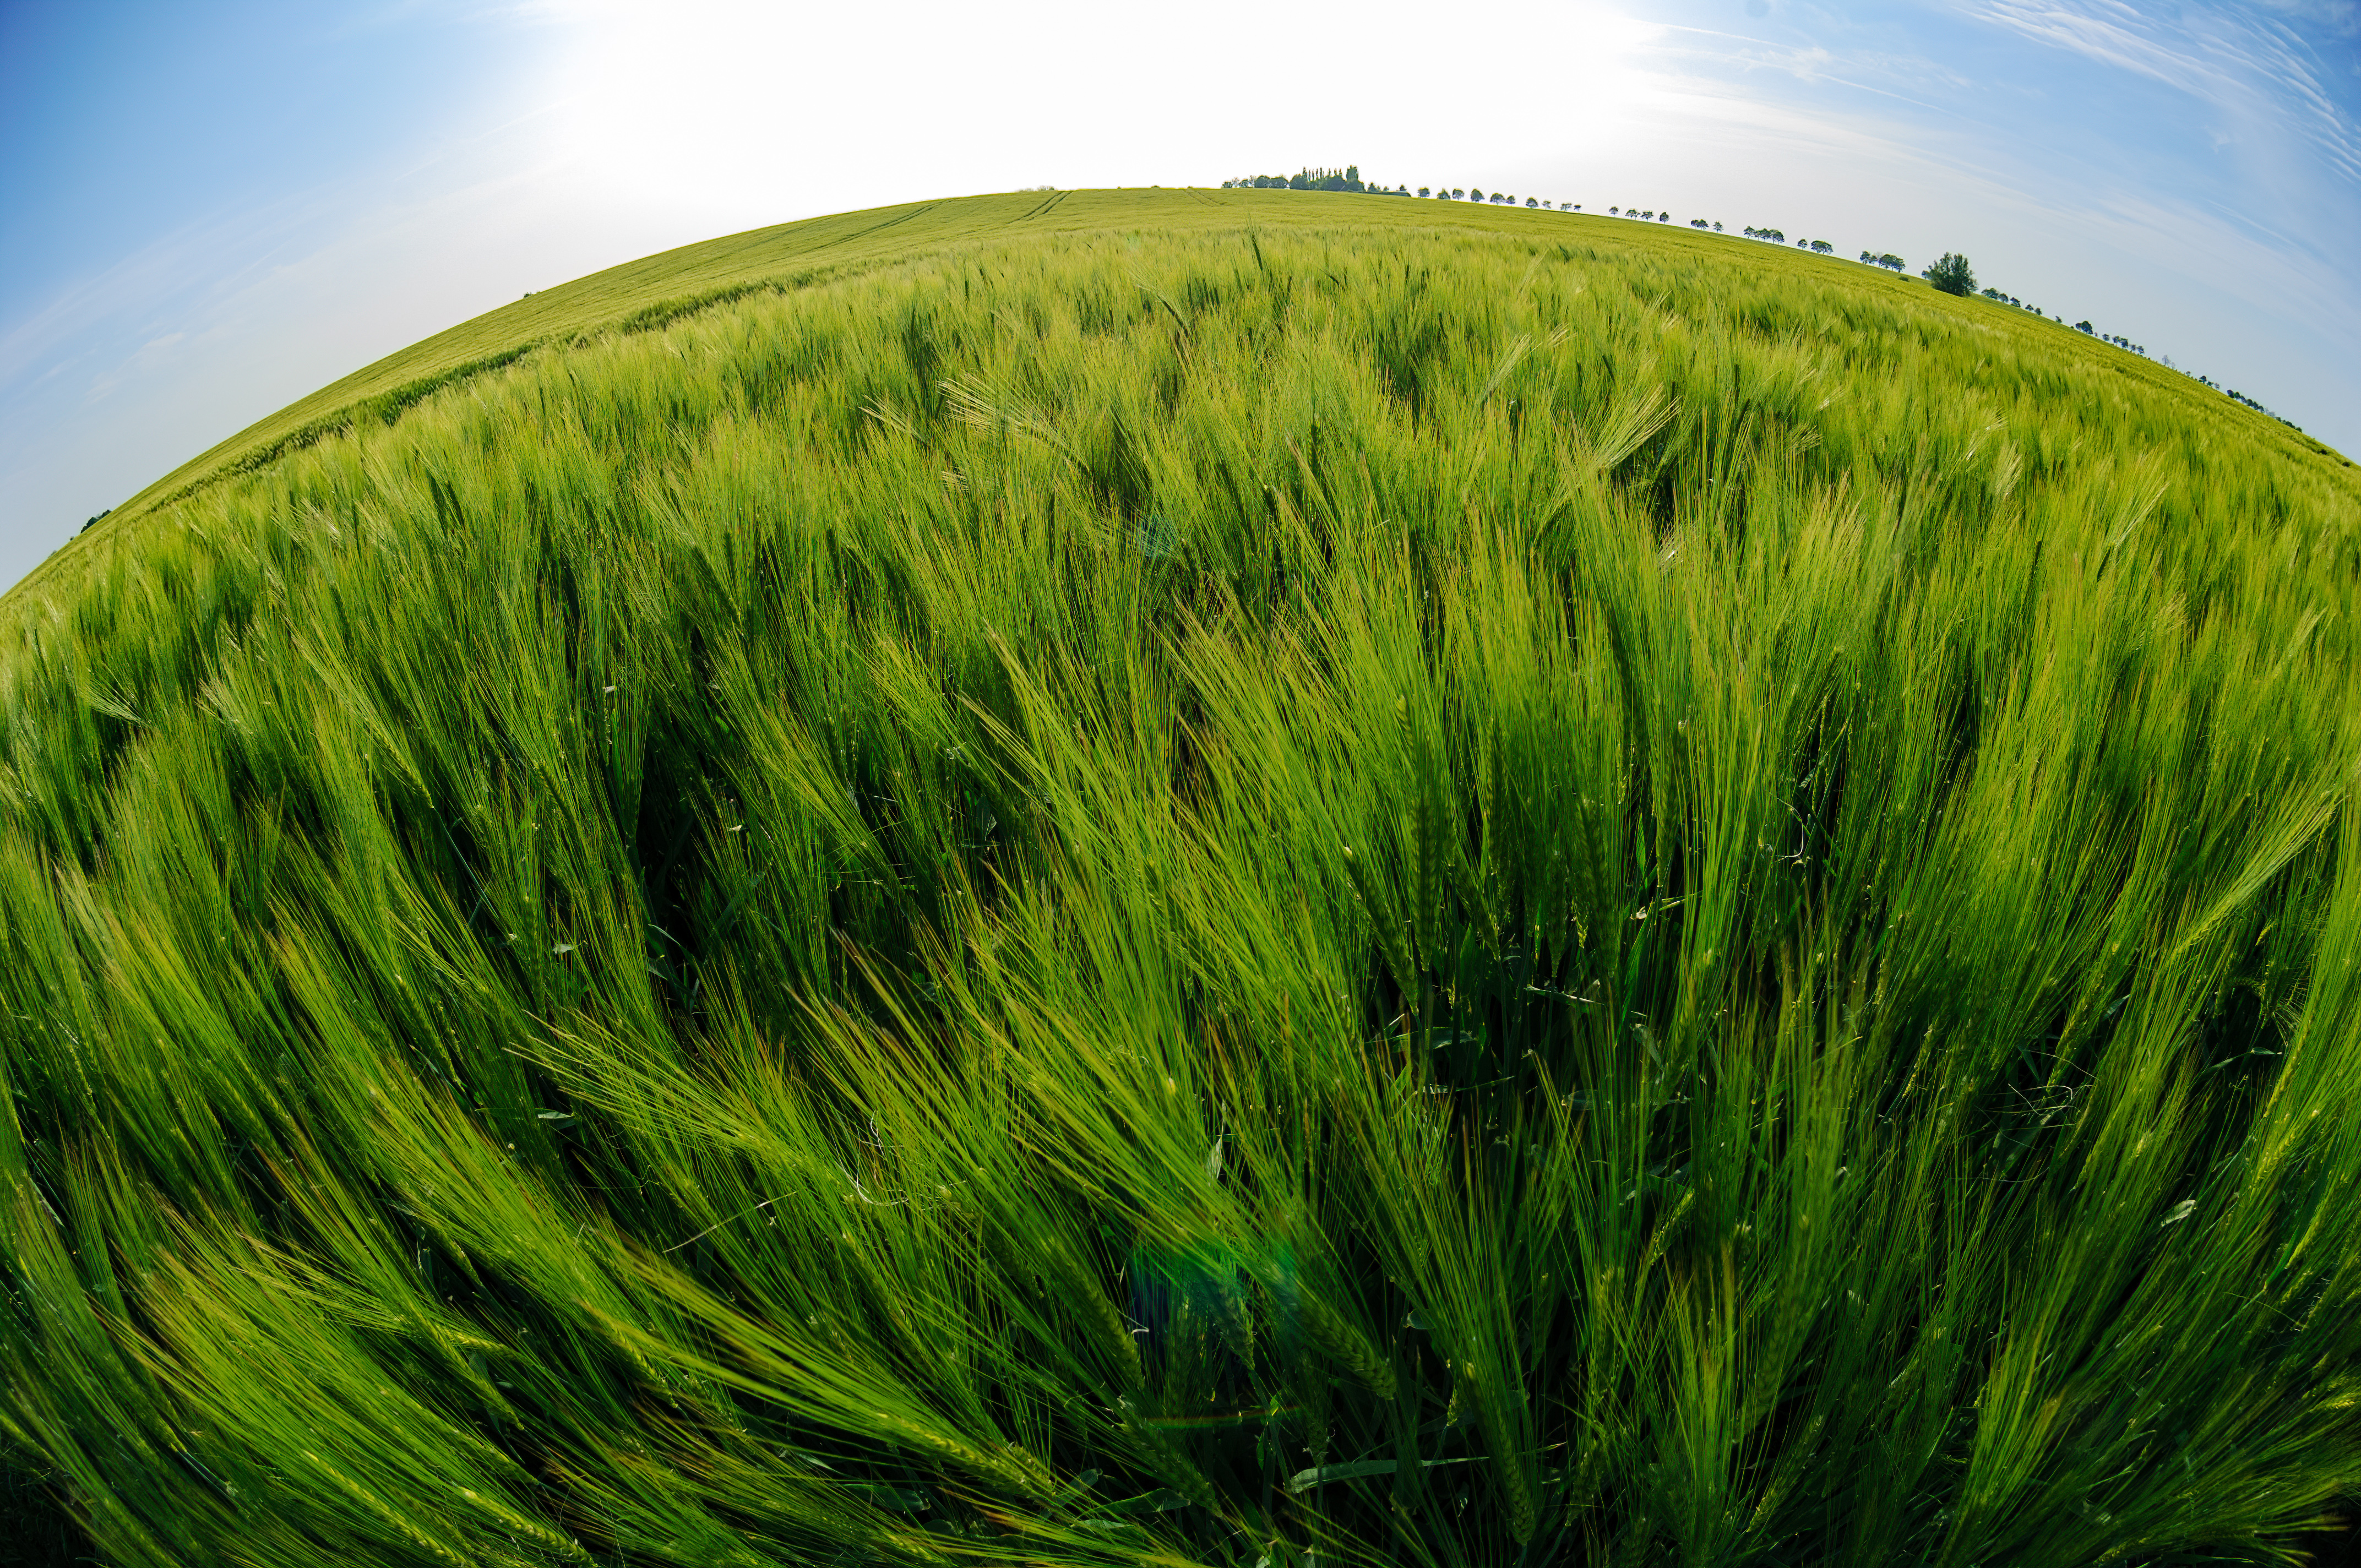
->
[1922, 253, 1976, 296]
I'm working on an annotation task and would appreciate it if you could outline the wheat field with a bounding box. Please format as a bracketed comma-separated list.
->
[4, 192, 2360, 1567]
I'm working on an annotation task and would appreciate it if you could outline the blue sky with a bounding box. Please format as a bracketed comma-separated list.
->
[3, 0, 2355, 592]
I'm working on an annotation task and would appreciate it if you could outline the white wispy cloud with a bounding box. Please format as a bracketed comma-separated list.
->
[1655, 21, 1991, 107]
[1954, 0, 2361, 179]
[1965, 0, 2226, 91]
[2245, 0, 2358, 35]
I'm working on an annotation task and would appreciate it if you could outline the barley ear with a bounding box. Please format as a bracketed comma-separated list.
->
[1118, 1396, 1222, 1513]
[1495, 1438, 1537, 1545]
[1300, 1291, 1395, 1400]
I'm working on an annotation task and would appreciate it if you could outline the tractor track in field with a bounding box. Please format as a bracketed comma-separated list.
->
[1014, 190, 1069, 224]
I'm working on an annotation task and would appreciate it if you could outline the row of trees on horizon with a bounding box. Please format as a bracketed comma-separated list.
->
[1222, 168, 1410, 194]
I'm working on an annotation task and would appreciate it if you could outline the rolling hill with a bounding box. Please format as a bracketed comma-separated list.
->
[4, 188, 2359, 1568]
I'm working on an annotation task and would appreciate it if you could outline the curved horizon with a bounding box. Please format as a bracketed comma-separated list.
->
[4, 0, 2355, 594]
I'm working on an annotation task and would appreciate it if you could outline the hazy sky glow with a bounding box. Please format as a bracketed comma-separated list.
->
[3, 0, 2355, 590]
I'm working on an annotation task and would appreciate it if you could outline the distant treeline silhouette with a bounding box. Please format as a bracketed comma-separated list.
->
[1222, 166, 1407, 194]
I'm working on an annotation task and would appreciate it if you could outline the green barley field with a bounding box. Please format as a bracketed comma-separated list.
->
[5, 187, 2360, 1568]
